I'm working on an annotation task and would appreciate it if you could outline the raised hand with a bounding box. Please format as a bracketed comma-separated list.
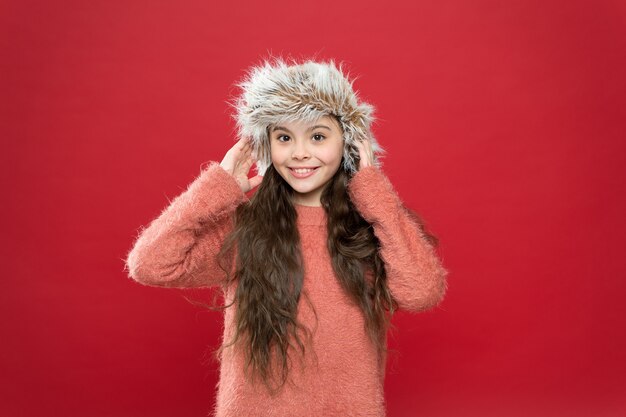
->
[354, 137, 375, 171]
[219, 137, 264, 193]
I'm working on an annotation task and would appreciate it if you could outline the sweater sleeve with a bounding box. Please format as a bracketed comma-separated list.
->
[124, 161, 247, 289]
[347, 166, 449, 312]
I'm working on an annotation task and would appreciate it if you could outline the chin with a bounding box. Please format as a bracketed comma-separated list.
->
[286, 181, 312, 192]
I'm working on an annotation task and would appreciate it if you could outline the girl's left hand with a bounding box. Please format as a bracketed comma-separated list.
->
[354, 138, 375, 171]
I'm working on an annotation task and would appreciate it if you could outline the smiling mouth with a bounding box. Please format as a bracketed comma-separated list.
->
[289, 167, 319, 177]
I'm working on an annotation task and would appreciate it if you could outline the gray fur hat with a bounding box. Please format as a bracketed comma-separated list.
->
[228, 57, 386, 176]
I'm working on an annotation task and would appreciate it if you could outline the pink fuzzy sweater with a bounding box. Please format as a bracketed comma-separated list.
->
[125, 161, 448, 417]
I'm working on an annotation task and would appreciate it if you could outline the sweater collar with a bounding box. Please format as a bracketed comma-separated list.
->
[294, 203, 327, 226]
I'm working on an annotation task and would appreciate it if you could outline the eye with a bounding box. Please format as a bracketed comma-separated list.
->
[276, 134, 326, 142]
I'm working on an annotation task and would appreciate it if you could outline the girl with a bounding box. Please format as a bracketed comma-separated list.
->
[125, 57, 448, 417]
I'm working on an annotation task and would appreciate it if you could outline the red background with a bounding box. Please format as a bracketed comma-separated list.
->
[2, 1, 625, 416]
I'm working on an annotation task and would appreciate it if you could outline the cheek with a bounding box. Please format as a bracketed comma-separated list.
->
[270, 146, 284, 162]
[319, 144, 344, 163]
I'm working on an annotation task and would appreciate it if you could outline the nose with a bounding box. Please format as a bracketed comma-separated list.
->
[291, 138, 311, 160]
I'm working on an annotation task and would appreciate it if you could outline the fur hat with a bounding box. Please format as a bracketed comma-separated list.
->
[228, 57, 386, 176]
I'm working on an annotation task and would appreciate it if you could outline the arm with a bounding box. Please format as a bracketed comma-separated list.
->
[347, 166, 449, 312]
[124, 161, 247, 289]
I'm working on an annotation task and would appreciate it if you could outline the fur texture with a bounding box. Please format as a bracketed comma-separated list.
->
[227, 57, 386, 176]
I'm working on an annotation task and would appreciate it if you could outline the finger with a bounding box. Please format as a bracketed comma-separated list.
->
[236, 136, 248, 148]
[354, 140, 364, 154]
[239, 144, 252, 159]
[357, 139, 371, 165]
[237, 137, 252, 152]
[360, 140, 367, 153]
[235, 157, 253, 175]
[249, 175, 263, 190]
[363, 140, 371, 154]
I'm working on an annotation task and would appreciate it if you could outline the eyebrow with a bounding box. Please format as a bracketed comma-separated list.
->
[271, 124, 332, 133]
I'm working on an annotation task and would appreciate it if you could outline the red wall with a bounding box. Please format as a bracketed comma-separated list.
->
[2, 0, 625, 416]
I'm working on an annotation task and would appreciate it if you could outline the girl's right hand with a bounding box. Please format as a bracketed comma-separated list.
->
[220, 137, 264, 193]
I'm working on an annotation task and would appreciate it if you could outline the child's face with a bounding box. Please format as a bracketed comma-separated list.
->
[270, 115, 344, 207]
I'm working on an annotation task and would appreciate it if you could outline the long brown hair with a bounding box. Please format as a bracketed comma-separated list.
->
[185, 155, 441, 396]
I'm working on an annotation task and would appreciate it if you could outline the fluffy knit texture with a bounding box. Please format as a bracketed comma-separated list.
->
[228, 57, 386, 177]
[125, 162, 448, 417]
